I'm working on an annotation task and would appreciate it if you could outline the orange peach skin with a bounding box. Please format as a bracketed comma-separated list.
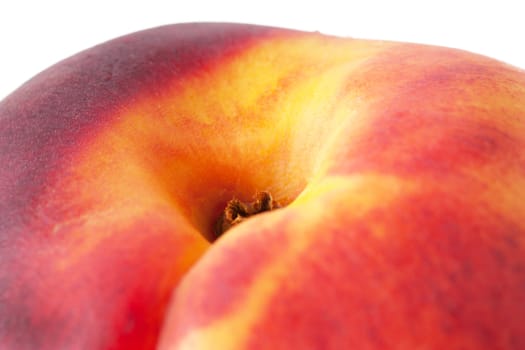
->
[1, 23, 525, 349]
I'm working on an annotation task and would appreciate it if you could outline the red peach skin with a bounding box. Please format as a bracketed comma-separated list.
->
[1, 23, 525, 350]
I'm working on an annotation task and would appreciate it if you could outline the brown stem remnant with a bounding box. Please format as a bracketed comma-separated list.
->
[213, 191, 280, 240]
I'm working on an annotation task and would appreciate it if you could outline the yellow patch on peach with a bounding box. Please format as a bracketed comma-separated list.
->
[53, 34, 393, 245]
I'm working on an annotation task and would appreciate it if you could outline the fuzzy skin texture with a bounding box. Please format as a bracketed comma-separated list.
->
[1, 23, 525, 349]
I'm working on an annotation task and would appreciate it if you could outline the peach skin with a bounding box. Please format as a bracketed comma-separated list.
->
[0, 23, 524, 349]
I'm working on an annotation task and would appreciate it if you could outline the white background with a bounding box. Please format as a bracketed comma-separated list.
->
[1, 0, 524, 101]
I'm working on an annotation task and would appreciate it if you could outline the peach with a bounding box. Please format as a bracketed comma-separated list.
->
[0, 23, 524, 349]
